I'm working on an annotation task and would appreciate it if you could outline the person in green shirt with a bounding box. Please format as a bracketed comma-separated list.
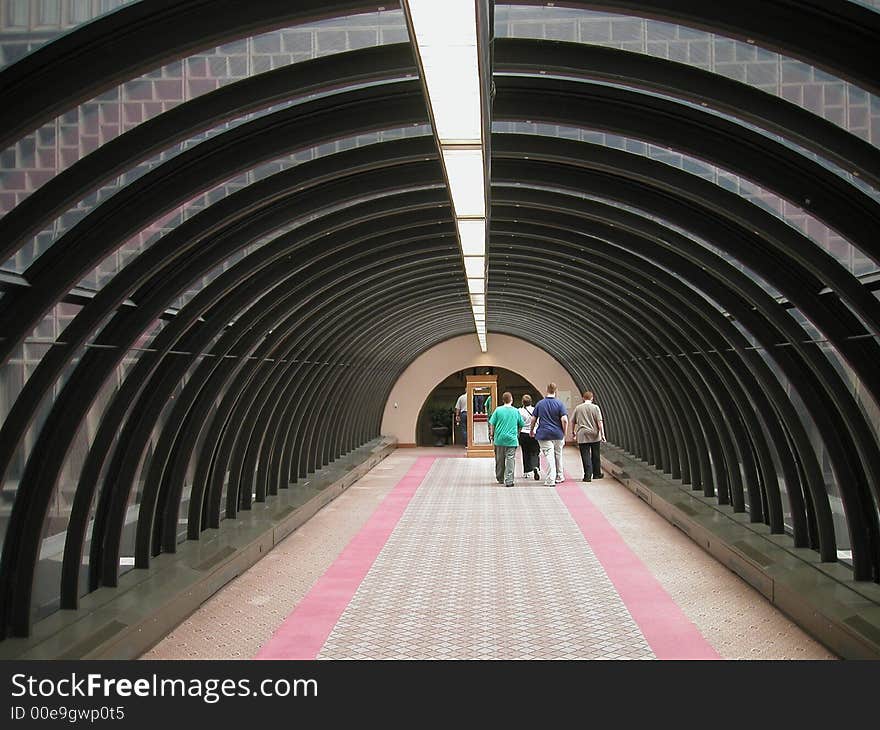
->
[488, 391, 525, 488]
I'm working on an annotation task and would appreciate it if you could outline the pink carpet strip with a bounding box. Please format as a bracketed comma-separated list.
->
[256, 456, 436, 659]
[556, 477, 720, 660]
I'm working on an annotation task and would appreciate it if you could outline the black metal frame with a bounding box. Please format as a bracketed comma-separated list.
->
[0, 0, 878, 640]
[490, 139, 880, 577]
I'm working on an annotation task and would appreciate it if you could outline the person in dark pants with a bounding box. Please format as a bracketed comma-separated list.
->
[517, 394, 540, 480]
[454, 391, 467, 447]
[571, 390, 606, 481]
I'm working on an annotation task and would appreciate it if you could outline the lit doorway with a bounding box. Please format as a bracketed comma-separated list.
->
[415, 367, 541, 446]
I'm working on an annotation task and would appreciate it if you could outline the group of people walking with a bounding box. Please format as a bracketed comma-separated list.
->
[484, 383, 607, 488]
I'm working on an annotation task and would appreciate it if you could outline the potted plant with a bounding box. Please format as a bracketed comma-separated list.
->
[429, 406, 453, 446]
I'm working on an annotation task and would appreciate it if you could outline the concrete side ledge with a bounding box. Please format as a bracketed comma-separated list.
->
[602, 445, 880, 660]
[0, 437, 396, 660]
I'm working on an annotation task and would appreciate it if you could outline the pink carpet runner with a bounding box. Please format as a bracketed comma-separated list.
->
[256, 456, 435, 659]
[556, 474, 720, 659]
[258, 453, 718, 660]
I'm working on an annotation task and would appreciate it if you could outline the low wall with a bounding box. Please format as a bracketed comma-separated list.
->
[602, 444, 880, 659]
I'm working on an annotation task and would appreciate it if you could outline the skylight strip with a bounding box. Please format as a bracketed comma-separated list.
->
[404, 0, 489, 352]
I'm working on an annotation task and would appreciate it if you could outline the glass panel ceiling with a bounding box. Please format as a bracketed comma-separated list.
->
[493, 121, 878, 277]
[848, 0, 880, 11]
[494, 5, 880, 149]
[0, 9, 409, 248]
[0, 0, 139, 70]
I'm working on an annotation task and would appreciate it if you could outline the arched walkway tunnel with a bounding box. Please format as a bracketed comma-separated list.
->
[0, 0, 878, 660]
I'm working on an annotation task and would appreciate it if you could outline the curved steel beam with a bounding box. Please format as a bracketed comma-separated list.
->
[493, 76, 880, 267]
[494, 37, 880, 190]
[491, 135, 880, 407]
[0, 43, 419, 260]
[491, 188, 824, 546]
[65, 211, 456, 601]
[488, 180, 872, 573]
[0, 80, 428, 368]
[0, 0, 394, 151]
[491, 224, 787, 525]
[7, 209, 460, 632]
[505, 1, 880, 96]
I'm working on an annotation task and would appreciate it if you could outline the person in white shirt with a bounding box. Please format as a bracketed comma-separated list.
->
[517, 394, 540, 480]
[454, 391, 467, 447]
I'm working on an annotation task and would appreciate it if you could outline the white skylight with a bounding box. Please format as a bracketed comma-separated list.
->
[443, 148, 486, 217]
[406, 0, 481, 144]
[458, 219, 486, 256]
[464, 256, 485, 278]
[405, 0, 488, 352]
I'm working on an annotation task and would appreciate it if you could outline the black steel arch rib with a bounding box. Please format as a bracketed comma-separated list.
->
[3, 175, 451, 626]
[505, 0, 880, 96]
[0, 105, 439, 550]
[490, 145, 880, 533]
[0, 80, 429, 368]
[177, 279, 464, 546]
[488, 151, 879, 577]
[493, 37, 880, 190]
[42, 206, 462, 623]
[1, 158, 474, 632]
[0, 42, 419, 261]
[494, 221, 816, 525]
[51, 191, 451, 608]
[490, 186, 828, 551]
[491, 133, 880, 405]
[0, 142, 443, 519]
[496, 272, 746, 502]
[129, 247, 465, 566]
[147, 268, 466, 562]
[491, 224, 773, 509]
[0, 0, 396, 152]
[493, 76, 880, 269]
[489, 217, 802, 530]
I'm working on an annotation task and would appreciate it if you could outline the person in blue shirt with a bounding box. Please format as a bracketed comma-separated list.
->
[529, 382, 569, 486]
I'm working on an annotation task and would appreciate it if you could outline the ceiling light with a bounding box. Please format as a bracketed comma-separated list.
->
[406, 0, 489, 352]
[443, 148, 485, 217]
[458, 219, 486, 256]
[406, 0, 481, 144]
[464, 256, 485, 278]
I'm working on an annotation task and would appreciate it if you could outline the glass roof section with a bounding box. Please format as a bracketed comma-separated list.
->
[0, 0, 139, 70]
[495, 5, 880, 149]
[0, 9, 409, 253]
[849, 0, 880, 11]
[493, 121, 878, 277]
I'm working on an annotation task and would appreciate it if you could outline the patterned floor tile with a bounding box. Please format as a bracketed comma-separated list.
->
[317, 458, 654, 660]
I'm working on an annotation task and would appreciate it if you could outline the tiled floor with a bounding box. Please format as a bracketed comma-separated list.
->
[319, 458, 653, 660]
[143, 447, 836, 660]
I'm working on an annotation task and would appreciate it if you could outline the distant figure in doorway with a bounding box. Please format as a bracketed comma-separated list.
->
[454, 391, 467, 446]
[530, 382, 569, 486]
[489, 391, 524, 488]
[474, 393, 486, 414]
[517, 394, 540, 480]
[572, 390, 606, 482]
